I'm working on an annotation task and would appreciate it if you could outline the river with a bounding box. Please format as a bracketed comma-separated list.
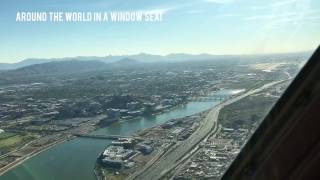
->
[0, 89, 241, 180]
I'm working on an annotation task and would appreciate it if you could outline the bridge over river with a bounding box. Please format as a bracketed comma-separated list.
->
[73, 133, 143, 140]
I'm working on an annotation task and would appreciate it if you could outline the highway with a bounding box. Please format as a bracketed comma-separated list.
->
[131, 81, 282, 180]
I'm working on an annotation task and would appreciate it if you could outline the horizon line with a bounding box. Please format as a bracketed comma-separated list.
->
[1, 49, 314, 64]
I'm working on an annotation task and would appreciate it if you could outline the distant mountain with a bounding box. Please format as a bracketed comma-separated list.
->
[0, 58, 146, 85]
[123, 53, 222, 62]
[114, 58, 138, 64]
[108, 58, 142, 68]
[1, 60, 107, 77]
[0, 63, 12, 70]
[0, 54, 222, 70]
[0, 57, 118, 70]
[0, 51, 313, 70]
[0, 58, 54, 70]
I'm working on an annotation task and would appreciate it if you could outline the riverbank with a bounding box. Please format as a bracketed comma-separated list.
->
[0, 135, 70, 176]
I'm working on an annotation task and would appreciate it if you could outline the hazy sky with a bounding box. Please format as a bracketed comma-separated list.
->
[0, 0, 319, 63]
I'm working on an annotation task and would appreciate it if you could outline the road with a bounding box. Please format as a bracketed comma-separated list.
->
[131, 81, 281, 180]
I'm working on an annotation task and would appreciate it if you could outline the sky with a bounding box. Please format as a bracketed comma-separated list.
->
[0, 0, 319, 63]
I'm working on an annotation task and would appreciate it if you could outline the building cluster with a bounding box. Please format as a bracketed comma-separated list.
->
[98, 95, 186, 126]
[175, 127, 251, 180]
[163, 116, 201, 141]
[98, 137, 154, 169]
[0, 81, 187, 133]
[99, 145, 137, 169]
[97, 114, 204, 173]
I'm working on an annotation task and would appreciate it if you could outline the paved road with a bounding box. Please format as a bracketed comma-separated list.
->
[132, 81, 281, 180]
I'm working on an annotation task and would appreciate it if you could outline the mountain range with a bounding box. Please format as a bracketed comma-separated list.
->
[0, 51, 312, 71]
[0, 53, 230, 70]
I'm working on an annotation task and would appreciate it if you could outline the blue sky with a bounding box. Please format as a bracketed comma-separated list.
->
[0, 0, 319, 63]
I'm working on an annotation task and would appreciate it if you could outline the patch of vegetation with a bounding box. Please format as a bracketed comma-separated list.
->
[0, 133, 37, 154]
[0, 132, 17, 140]
[218, 93, 278, 129]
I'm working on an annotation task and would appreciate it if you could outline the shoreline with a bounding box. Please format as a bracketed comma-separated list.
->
[0, 136, 71, 176]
